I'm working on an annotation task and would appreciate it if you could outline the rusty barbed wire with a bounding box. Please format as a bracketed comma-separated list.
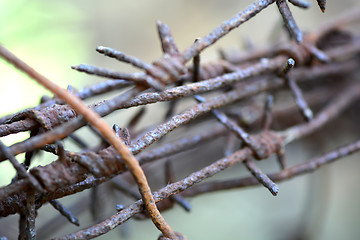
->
[0, 1, 360, 239]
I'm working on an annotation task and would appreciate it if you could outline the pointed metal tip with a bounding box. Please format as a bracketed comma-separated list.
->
[71, 217, 80, 226]
[287, 58, 295, 68]
[96, 46, 105, 52]
[271, 186, 279, 196]
[321, 8, 325, 13]
[71, 64, 87, 71]
[156, 20, 164, 27]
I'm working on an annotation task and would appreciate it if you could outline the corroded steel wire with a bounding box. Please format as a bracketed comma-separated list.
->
[1, 2, 360, 239]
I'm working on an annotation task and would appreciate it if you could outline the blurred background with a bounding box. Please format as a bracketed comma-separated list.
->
[0, 0, 360, 239]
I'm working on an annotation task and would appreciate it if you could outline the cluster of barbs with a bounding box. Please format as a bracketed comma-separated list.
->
[72, 0, 327, 92]
[0, 1, 334, 239]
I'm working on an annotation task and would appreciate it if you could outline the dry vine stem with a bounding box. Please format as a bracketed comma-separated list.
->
[1, 1, 360, 239]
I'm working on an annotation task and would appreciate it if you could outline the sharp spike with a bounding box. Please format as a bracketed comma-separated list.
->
[317, 0, 326, 13]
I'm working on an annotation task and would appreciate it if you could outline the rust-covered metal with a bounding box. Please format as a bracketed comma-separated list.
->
[0, 1, 360, 239]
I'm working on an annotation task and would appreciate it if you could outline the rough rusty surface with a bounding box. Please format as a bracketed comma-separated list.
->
[0, 2, 360, 239]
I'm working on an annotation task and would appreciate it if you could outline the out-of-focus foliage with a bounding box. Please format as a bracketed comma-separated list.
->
[0, 0, 91, 117]
[0, 0, 91, 188]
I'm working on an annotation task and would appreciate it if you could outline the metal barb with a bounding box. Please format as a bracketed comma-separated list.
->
[96, 46, 152, 71]
[244, 159, 279, 196]
[276, 0, 303, 42]
[157, 20, 180, 55]
[280, 58, 296, 75]
[288, 0, 310, 9]
[287, 76, 314, 122]
[49, 200, 80, 226]
[0, 140, 43, 192]
[262, 95, 274, 131]
[317, 0, 326, 13]
[71, 64, 147, 82]
[280, 58, 313, 122]
[165, 160, 191, 212]
[25, 191, 36, 240]
[193, 95, 267, 159]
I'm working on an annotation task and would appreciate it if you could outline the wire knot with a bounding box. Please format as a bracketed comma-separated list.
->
[147, 54, 188, 85]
